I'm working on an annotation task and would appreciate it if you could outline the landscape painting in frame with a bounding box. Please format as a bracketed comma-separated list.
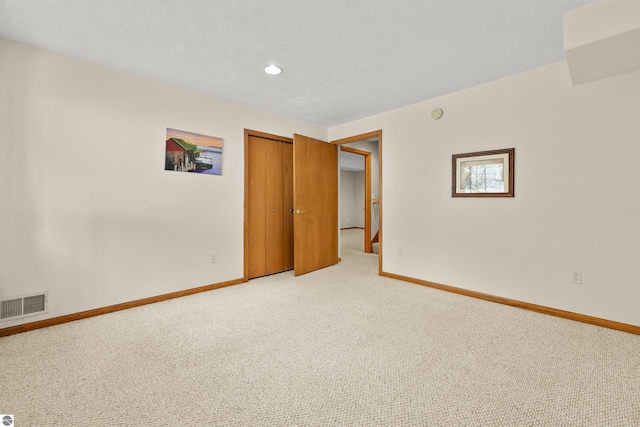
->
[452, 148, 514, 197]
[165, 128, 223, 175]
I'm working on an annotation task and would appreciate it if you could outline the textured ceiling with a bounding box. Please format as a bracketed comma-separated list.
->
[0, 0, 598, 127]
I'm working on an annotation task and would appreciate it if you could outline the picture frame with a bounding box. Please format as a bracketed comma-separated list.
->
[452, 148, 514, 197]
[165, 128, 223, 176]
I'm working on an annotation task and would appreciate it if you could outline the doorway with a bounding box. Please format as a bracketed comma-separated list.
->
[339, 146, 372, 253]
[332, 130, 382, 274]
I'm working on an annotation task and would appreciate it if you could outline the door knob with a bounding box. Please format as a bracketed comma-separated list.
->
[295, 209, 307, 214]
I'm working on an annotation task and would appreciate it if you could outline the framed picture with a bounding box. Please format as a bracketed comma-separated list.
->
[165, 128, 223, 175]
[452, 148, 514, 197]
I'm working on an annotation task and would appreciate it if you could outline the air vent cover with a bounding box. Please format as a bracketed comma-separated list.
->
[0, 292, 48, 321]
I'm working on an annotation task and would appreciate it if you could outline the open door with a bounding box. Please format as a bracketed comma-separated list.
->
[293, 134, 338, 275]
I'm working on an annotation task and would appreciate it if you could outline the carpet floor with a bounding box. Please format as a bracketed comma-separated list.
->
[1, 229, 639, 426]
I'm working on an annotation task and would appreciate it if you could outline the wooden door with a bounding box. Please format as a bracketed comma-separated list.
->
[293, 134, 338, 275]
[282, 143, 294, 271]
[264, 138, 285, 275]
[247, 135, 267, 278]
[247, 135, 293, 279]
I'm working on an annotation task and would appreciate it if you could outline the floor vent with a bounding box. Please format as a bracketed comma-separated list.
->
[0, 292, 48, 321]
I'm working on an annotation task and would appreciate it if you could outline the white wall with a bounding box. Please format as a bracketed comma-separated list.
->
[0, 38, 326, 327]
[330, 62, 640, 327]
[340, 171, 364, 228]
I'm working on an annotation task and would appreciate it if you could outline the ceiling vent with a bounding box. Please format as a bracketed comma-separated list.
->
[0, 292, 48, 322]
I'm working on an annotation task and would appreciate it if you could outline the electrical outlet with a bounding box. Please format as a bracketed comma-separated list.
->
[571, 271, 582, 284]
[210, 253, 217, 264]
[398, 248, 403, 257]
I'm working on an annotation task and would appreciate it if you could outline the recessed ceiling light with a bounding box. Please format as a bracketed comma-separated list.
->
[265, 64, 282, 75]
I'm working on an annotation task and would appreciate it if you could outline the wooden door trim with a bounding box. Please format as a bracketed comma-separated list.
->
[245, 129, 293, 144]
[332, 131, 381, 145]
[244, 129, 293, 281]
[340, 146, 372, 253]
[332, 130, 383, 274]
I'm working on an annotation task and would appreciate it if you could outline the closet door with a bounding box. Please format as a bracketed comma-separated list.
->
[247, 136, 267, 279]
[247, 135, 294, 279]
[282, 142, 294, 271]
[292, 134, 338, 275]
[264, 138, 285, 275]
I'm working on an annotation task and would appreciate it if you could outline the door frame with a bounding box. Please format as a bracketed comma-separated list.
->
[331, 130, 383, 274]
[339, 146, 372, 253]
[243, 129, 293, 282]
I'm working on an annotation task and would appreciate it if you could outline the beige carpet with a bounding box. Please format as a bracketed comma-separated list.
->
[1, 229, 639, 426]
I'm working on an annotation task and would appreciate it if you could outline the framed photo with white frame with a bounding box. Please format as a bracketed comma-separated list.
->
[452, 148, 515, 197]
